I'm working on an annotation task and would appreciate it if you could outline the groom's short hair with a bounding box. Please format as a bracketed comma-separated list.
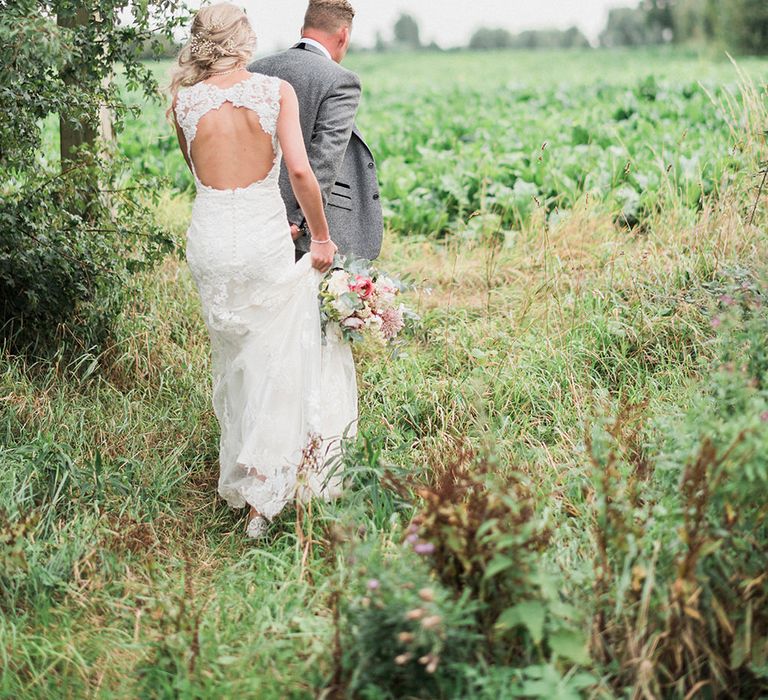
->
[303, 0, 355, 33]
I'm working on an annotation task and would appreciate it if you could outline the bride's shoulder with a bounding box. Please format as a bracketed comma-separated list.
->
[175, 80, 205, 103]
[247, 71, 282, 88]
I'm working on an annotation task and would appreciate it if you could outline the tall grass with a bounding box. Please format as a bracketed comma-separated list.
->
[2, 51, 767, 698]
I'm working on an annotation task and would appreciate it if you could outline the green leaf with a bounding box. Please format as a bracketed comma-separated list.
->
[549, 629, 590, 665]
[484, 554, 514, 580]
[497, 601, 546, 644]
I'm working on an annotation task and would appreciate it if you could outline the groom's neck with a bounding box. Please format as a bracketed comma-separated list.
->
[300, 29, 340, 63]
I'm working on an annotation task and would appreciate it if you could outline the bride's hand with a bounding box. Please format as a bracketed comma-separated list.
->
[310, 239, 337, 273]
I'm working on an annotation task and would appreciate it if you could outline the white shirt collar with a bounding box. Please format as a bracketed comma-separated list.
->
[299, 36, 332, 61]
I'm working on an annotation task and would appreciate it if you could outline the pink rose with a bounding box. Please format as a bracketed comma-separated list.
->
[350, 275, 374, 300]
[342, 316, 365, 330]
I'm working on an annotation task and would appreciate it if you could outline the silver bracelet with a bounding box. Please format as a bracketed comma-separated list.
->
[311, 238, 333, 245]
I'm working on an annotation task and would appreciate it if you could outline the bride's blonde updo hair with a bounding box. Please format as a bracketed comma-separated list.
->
[169, 3, 257, 100]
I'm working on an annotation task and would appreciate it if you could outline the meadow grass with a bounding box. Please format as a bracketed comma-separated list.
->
[3, 50, 768, 698]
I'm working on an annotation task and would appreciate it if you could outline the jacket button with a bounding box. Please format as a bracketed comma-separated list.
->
[372, 193, 379, 200]
[367, 162, 374, 169]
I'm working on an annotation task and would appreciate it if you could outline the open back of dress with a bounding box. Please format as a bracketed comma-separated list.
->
[174, 73, 283, 193]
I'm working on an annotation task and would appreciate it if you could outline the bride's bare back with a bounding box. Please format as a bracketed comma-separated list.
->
[190, 99, 276, 190]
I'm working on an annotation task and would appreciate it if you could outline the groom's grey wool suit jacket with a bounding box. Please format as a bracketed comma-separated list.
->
[249, 43, 383, 260]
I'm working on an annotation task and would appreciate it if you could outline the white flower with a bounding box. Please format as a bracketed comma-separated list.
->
[332, 296, 357, 316]
[326, 270, 351, 297]
[365, 314, 383, 330]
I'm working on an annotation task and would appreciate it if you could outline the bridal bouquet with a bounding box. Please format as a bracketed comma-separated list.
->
[319, 256, 415, 344]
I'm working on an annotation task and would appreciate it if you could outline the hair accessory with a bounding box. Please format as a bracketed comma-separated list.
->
[189, 32, 237, 57]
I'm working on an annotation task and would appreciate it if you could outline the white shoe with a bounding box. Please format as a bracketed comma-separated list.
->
[246, 515, 269, 540]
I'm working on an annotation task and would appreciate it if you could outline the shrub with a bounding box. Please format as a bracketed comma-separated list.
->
[0, 2, 186, 353]
[585, 276, 768, 697]
[0, 146, 174, 352]
[336, 540, 479, 699]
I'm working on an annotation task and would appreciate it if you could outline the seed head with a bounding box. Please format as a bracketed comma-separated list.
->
[418, 588, 435, 602]
[405, 608, 424, 621]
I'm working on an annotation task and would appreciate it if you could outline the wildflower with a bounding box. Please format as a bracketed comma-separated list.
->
[761, 410, 768, 423]
[406, 533, 419, 544]
[421, 615, 442, 630]
[367, 579, 381, 591]
[418, 588, 435, 602]
[719, 294, 734, 306]
[414, 542, 435, 555]
[398, 632, 415, 643]
[394, 653, 412, 665]
[711, 317, 722, 329]
[405, 608, 424, 621]
[419, 653, 439, 672]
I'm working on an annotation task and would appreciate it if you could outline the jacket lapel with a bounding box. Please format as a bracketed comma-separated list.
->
[351, 125, 375, 159]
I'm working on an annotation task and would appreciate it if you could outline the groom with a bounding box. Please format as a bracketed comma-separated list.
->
[249, 0, 383, 261]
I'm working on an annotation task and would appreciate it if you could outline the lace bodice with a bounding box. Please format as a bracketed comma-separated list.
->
[174, 72, 282, 189]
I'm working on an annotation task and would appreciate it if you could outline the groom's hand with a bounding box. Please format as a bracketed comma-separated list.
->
[290, 224, 302, 241]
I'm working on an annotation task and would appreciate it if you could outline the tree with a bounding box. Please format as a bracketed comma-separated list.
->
[393, 13, 421, 49]
[599, 7, 654, 47]
[723, 0, 768, 54]
[641, 0, 675, 42]
[469, 27, 514, 50]
[598, 0, 768, 52]
[673, 0, 720, 44]
[469, 26, 590, 51]
[562, 26, 592, 49]
[0, 1, 188, 352]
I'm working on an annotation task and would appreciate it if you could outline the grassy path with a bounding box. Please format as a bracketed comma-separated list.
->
[3, 49, 768, 698]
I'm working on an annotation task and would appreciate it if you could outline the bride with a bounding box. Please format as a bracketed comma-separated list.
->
[169, 3, 358, 539]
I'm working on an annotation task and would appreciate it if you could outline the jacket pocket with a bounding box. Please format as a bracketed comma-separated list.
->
[328, 188, 352, 211]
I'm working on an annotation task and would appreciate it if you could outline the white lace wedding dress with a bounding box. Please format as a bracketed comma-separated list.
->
[174, 73, 358, 521]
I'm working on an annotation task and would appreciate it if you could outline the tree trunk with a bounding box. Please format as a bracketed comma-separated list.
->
[57, 7, 113, 165]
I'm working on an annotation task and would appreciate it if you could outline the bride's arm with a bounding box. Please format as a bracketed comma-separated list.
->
[277, 81, 336, 269]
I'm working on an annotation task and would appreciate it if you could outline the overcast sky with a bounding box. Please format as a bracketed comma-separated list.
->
[241, 0, 632, 52]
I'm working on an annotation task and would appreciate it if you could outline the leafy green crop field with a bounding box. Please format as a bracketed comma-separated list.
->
[5, 49, 768, 698]
[116, 49, 767, 237]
